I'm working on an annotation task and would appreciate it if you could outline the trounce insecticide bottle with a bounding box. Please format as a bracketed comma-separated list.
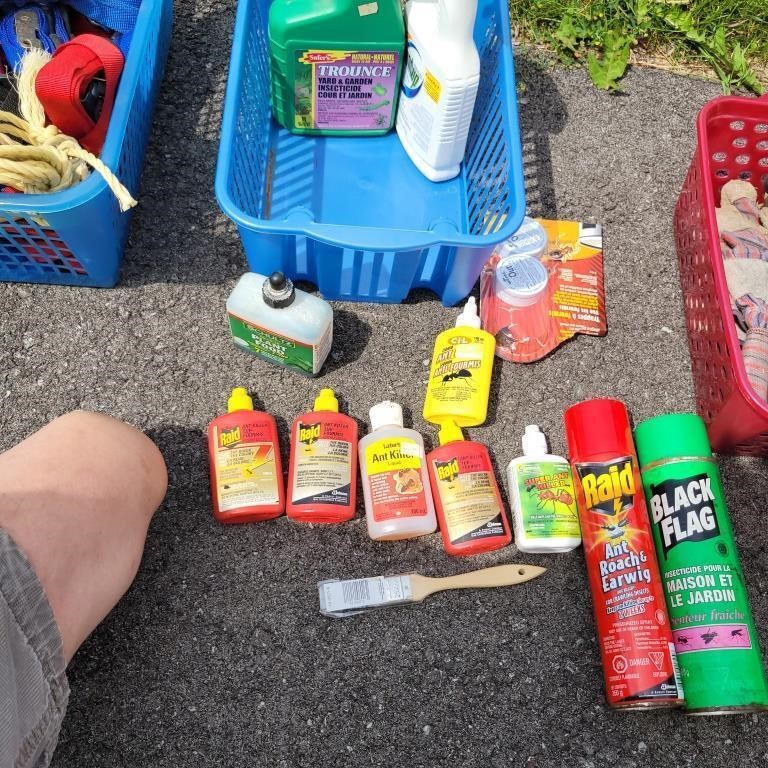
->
[423, 297, 495, 427]
[269, 0, 405, 135]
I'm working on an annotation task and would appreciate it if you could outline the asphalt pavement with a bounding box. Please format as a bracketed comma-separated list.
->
[1, 0, 767, 765]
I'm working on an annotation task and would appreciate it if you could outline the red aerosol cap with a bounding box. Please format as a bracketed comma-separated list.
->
[564, 398, 633, 462]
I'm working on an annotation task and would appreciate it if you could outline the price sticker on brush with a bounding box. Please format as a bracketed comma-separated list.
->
[319, 575, 413, 618]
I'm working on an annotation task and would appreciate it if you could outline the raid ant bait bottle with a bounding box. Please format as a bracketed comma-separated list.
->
[564, 399, 683, 710]
[287, 389, 358, 524]
[635, 413, 768, 714]
[207, 388, 284, 523]
[426, 420, 512, 556]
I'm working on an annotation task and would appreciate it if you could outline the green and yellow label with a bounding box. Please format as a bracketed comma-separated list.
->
[228, 313, 315, 375]
[517, 461, 580, 540]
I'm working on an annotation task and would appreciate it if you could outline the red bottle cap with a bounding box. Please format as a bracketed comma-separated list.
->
[564, 398, 632, 461]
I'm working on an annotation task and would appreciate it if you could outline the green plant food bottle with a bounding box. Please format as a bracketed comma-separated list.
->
[268, 0, 405, 136]
[635, 413, 768, 714]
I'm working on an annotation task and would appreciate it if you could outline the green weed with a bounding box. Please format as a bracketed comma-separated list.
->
[510, 0, 767, 92]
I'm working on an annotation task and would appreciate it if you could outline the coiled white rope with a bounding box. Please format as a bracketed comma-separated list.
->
[0, 49, 136, 211]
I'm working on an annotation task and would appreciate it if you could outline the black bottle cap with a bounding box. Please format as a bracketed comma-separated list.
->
[262, 271, 296, 308]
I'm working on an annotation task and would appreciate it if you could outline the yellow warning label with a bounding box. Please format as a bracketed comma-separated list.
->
[424, 70, 441, 103]
[365, 437, 422, 475]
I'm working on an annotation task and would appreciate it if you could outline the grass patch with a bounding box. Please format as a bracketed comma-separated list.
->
[510, 0, 768, 92]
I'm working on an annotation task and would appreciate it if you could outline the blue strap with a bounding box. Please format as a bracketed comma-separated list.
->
[1, 0, 140, 33]
[0, 0, 137, 68]
[65, 0, 139, 33]
[0, 3, 70, 70]
[113, 26, 129, 54]
[50, 1, 68, 42]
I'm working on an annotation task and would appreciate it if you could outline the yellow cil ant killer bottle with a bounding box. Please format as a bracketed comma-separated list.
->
[423, 297, 495, 427]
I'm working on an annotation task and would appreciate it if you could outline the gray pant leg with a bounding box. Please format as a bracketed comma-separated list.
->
[0, 529, 69, 768]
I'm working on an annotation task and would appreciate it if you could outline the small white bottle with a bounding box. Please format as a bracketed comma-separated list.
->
[226, 272, 333, 377]
[507, 425, 581, 553]
[396, 0, 481, 182]
[359, 401, 437, 541]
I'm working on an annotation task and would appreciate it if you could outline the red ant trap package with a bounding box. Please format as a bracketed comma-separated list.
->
[480, 218, 607, 363]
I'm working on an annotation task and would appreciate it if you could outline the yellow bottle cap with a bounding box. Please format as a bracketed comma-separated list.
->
[228, 387, 254, 413]
[438, 420, 464, 446]
[314, 388, 339, 413]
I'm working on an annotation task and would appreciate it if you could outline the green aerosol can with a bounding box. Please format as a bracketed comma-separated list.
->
[635, 413, 768, 714]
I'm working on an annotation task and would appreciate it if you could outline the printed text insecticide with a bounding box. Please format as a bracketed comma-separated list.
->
[426, 421, 511, 556]
[268, 0, 405, 136]
[207, 388, 284, 523]
[287, 389, 358, 524]
[360, 401, 437, 541]
[636, 413, 768, 714]
[507, 425, 581, 553]
[423, 297, 495, 427]
[565, 399, 683, 710]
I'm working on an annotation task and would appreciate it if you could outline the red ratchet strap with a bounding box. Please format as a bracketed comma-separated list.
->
[35, 33, 124, 155]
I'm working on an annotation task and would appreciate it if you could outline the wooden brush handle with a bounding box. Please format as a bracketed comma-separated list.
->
[412, 564, 546, 601]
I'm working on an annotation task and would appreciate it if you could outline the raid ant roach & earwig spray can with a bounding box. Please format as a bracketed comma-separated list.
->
[635, 413, 768, 714]
[564, 399, 684, 710]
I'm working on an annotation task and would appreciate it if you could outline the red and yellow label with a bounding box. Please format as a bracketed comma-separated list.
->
[431, 451, 504, 545]
[573, 456, 683, 707]
[213, 424, 280, 512]
[364, 437, 428, 522]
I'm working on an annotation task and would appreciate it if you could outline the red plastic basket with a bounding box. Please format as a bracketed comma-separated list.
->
[674, 94, 768, 455]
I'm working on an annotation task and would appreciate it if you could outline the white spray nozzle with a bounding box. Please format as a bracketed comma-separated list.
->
[455, 296, 481, 329]
[522, 425, 548, 457]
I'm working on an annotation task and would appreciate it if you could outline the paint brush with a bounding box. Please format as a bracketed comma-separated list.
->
[318, 563, 546, 618]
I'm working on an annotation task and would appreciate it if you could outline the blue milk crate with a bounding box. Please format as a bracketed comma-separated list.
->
[0, 0, 173, 288]
[215, 0, 525, 306]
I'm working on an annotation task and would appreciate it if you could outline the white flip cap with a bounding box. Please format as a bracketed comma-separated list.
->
[370, 401, 404, 431]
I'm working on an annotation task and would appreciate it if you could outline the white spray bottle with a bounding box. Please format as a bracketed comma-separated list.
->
[396, 0, 481, 182]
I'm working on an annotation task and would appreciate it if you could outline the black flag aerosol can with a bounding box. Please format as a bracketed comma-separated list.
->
[635, 413, 768, 714]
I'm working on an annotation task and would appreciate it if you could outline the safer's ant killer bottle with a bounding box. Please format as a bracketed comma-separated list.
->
[423, 297, 495, 427]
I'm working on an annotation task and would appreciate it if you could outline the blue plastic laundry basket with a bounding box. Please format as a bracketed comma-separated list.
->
[0, 0, 172, 287]
[215, 0, 525, 306]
